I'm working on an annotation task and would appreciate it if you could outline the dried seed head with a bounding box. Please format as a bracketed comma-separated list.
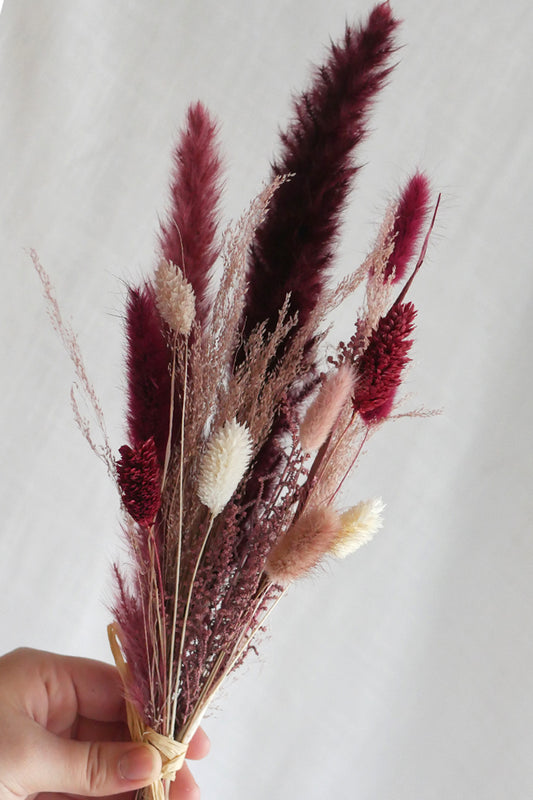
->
[330, 498, 384, 558]
[116, 438, 161, 526]
[353, 301, 416, 424]
[154, 258, 196, 335]
[197, 419, 253, 516]
[299, 364, 355, 451]
[266, 506, 341, 585]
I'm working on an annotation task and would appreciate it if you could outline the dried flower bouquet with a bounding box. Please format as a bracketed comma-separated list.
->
[34, 3, 438, 797]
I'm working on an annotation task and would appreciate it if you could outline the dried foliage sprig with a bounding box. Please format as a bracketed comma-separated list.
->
[34, 5, 440, 797]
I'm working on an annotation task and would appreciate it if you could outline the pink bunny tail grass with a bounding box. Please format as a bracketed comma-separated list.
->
[353, 300, 417, 424]
[300, 364, 355, 451]
[385, 171, 432, 283]
[243, 3, 399, 342]
[159, 101, 224, 323]
[116, 437, 161, 526]
[266, 506, 341, 585]
[124, 284, 172, 464]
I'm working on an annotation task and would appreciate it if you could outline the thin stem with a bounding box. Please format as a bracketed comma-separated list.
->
[171, 513, 215, 733]
[330, 427, 369, 505]
[167, 340, 189, 733]
[161, 332, 179, 493]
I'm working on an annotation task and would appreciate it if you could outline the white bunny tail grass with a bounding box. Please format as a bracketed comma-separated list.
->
[197, 419, 253, 516]
[331, 498, 385, 558]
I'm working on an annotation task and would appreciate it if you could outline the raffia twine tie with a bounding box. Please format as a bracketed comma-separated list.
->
[107, 624, 188, 800]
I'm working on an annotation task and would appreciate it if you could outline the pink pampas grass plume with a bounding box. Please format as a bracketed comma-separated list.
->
[159, 101, 224, 322]
[266, 506, 341, 585]
[299, 364, 355, 451]
[197, 419, 253, 516]
[385, 171, 431, 283]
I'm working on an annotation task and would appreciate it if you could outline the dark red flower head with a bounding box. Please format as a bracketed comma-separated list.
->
[116, 438, 161, 526]
[353, 301, 417, 424]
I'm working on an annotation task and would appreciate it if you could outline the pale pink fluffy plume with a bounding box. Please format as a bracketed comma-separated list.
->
[266, 506, 341, 585]
[299, 364, 355, 451]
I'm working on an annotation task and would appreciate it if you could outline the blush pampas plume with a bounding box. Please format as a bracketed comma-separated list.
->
[266, 506, 341, 585]
[33, 5, 440, 798]
[300, 364, 356, 451]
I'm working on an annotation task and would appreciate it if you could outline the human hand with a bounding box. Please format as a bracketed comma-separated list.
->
[0, 648, 209, 800]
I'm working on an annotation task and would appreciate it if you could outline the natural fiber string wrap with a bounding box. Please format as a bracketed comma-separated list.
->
[107, 624, 188, 800]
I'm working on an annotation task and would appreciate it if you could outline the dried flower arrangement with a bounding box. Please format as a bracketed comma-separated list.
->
[33, 3, 439, 797]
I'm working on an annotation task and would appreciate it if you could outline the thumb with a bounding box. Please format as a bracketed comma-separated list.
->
[27, 730, 163, 797]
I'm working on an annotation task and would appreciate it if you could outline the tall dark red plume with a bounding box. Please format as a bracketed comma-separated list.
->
[159, 101, 224, 322]
[243, 3, 399, 340]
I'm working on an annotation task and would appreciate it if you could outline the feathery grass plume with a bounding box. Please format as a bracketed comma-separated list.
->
[159, 101, 224, 322]
[300, 364, 356, 451]
[124, 284, 171, 463]
[353, 301, 417, 424]
[242, 3, 399, 344]
[266, 506, 341, 585]
[116, 438, 161, 526]
[331, 498, 385, 557]
[154, 258, 196, 335]
[385, 171, 431, 283]
[197, 419, 253, 516]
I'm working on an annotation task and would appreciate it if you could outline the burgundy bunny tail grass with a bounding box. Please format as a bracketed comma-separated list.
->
[159, 101, 224, 322]
[385, 171, 431, 282]
[243, 3, 400, 340]
[353, 300, 417, 424]
[124, 284, 171, 463]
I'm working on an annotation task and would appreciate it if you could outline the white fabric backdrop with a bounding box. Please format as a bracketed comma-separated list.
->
[1, 1, 532, 797]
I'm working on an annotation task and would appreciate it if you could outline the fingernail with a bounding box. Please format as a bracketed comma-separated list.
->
[119, 745, 160, 781]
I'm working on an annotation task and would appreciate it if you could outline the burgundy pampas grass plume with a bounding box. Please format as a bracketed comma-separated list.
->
[353, 301, 417, 424]
[160, 101, 224, 322]
[299, 364, 355, 451]
[330, 498, 385, 557]
[154, 259, 196, 335]
[243, 2, 399, 339]
[116, 438, 161, 526]
[385, 172, 431, 283]
[197, 419, 254, 516]
[124, 284, 171, 463]
[266, 506, 341, 585]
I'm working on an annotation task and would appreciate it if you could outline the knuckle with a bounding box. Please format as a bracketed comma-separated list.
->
[84, 742, 110, 795]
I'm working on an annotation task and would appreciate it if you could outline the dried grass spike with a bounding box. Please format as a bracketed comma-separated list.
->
[353, 301, 417, 424]
[154, 259, 196, 335]
[266, 506, 341, 585]
[116, 438, 161, 526]
[197, 419, 253, 516]
[331, 498, 385, 557]
[300, 364, 355, 451]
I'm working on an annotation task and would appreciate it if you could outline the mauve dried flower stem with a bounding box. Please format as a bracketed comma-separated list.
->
[166, 339, 189, 732]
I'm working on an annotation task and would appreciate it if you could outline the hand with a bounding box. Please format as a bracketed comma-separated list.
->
[0, 648, 209, 800]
